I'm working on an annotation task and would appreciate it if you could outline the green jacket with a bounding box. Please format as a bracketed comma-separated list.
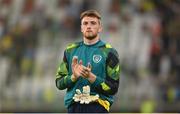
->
[56, 40, 120, 108]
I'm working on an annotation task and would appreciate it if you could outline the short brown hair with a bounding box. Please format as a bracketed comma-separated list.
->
[80, 10, 101, 20]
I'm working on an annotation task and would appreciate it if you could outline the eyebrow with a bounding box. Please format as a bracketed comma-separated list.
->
[82, 20, 97, 23]
[81, 19, 101, 25]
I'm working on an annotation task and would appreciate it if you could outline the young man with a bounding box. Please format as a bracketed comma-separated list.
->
[56, 10, 120, 113]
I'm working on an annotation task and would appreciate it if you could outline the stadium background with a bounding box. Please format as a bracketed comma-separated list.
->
[0, 0, 179, 112]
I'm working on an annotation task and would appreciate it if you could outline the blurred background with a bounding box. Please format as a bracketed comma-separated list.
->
[0, 0, 179, 113]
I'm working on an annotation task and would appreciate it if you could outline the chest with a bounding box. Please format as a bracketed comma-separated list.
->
[69, 46, 106, 76]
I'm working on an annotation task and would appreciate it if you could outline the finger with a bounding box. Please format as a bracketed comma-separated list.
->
[86, 67, 91, 72]
[84, 67, 90, 72]
[80, 72, 88, 78]
[80, 70, 89, 78]
[87, 62, 92, 70]
[79, 60, 83, 65]
[78, 64, 87, 71]
[80, 72, 86, 77]
[72, 56, 78, 66]
[81, 69, 88, 75]
[79, 67, 87, 76]
[84, 63, 91, 72]
[82, 68, 90, 76]
[74, 64, 79, 70]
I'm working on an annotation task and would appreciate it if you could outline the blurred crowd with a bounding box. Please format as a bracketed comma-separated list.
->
[0, 0, 179, 113]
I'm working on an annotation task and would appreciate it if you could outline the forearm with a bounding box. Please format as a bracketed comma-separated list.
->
[88, 73, 119, 95]
[56, 75, 76, 90]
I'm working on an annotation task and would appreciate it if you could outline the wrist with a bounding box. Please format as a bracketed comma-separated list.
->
[88, 72, 96, 83]
[71, 74, 77, 82]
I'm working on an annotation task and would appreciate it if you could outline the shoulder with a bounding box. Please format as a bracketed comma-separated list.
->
[104, 44, 120, 67]
[65, 41, 82, 53]
[100, 43, 119, 57]
[105, 43, 113, 49]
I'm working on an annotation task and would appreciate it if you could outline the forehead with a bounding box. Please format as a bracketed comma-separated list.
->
[81, 16, 99, 22]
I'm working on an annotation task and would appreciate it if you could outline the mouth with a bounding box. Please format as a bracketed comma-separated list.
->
[86, 31, 92, 33]
[86, 29, 92, 32]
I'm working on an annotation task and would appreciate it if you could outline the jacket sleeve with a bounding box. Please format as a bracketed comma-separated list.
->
[91, 49, 120, 95]
[55, 51, 75, 90]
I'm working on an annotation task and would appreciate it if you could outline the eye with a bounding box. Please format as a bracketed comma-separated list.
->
[91, 21, 96, 25]
[83, 22, 88, 25]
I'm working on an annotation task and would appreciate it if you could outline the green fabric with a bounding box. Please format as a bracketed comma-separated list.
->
[56, 40, 120, 108]
[107, 65, 120, 80]
[56, 60, 75, 90]
[56, 61, 68, 77]
[101, 82, 111, 91]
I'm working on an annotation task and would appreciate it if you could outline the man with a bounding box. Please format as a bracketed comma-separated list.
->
[56, 10, 120, 113]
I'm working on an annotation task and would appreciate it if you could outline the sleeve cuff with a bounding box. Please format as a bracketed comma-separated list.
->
[66, 75, 76, 87]
[91, 76, 104, 88]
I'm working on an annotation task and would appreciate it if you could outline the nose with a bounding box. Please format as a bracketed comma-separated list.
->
[87, 27, 91, 30]
[87, 25, 91, 28]
[87, 25, 92, 30]
[86, 23, 92, 28]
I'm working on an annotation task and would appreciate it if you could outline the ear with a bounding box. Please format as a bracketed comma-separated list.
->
[98, 25, 102, 33]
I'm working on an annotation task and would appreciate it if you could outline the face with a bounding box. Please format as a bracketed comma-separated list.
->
[81, 16, 102, 40]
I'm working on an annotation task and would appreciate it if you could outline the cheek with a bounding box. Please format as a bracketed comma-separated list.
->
[81, 27, 85, 33]
[95, 28, 100, 33]
[93, 26, 100, 31]
[98, 28, 101, 32]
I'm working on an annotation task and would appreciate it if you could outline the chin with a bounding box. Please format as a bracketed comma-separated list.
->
[86, 35, 97, 40]
[84, 33, 97, 40]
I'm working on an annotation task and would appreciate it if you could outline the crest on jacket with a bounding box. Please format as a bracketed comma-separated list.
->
[93, 55, 102, 63]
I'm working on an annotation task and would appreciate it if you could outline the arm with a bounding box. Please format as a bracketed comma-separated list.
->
[89, 50, 120, 95]
[55, 51, 76, 90]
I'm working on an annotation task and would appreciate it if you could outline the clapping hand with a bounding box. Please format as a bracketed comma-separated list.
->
[71, 56, 92, 81]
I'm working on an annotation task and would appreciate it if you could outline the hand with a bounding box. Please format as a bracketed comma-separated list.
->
[86, 63, 96, 83]
[87, 72, 96, 83]
[71, 57, 88, 81]
[71, 56, 81, 81]
[79, 62, 96, 83]
[80, 62, 92, 78]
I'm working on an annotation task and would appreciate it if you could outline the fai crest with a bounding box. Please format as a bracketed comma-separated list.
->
[93, 55, 102, 63]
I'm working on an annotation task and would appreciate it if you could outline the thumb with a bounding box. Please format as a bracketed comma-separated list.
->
[87, 62, 92, 70]
[72, 56, 78, 66]
[79, 60, 83, 65]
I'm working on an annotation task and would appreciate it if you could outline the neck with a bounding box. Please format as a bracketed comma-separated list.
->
[83, 36, 100, 45]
